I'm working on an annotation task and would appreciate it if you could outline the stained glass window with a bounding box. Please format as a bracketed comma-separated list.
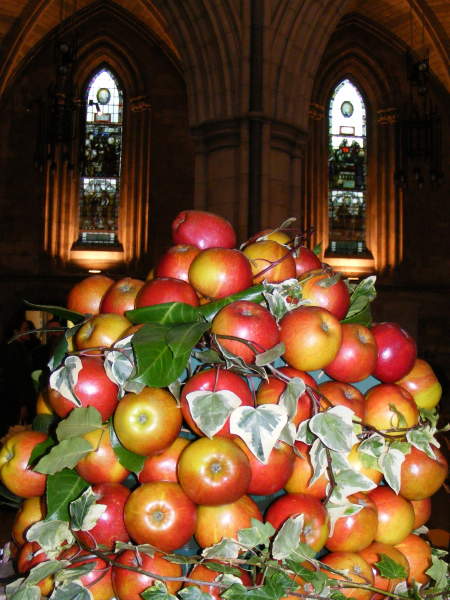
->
[78, 68, 123, 246]
[328, 79, 369, 256]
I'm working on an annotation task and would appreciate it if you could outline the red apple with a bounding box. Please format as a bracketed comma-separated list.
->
[124, 481, 197, 552]
[75, 427, 130, 484]
[12, 496, 46, 547]
[67, 274, 114, 315]
[411, 498, 432, 529]
[211, 300, 280, 363]
[59, 546, 114, 600]
[180, 368, 254, 438]
[234, 439, 295, 496]
[299, 269, 350, 320]
[0, 431, 48, 498]
[74, 313, 132, 351]
[368, 486, 415, 545]
[326, 492, 378, 552]
[100, 277, 144, 315]
[256, 367, 316, 426]
[324, 323, 377, 382]
[294, 247, 322, 277]
[188, 248, 253, 299]
[394, 533, 432, 584]
[155, 244, 201, 282]
[195, 495, 263, 548]
[113, 387, 182, 456]
[318, 381, 364, 420]
[112, 550, 182, 600]
[359, 542, 410, 600]
[242, 239, 296, 283]
[320, 552, 374, 600]
[138, 436, 191, 484]
[284, 441, 329, 498]
[172, 209, 237, 249]
[371, 322, 417, 383]
[74, 483, 131, 551]
[363, 383, 419, 437]
[396, 358, 442, 410]
[279, 306, 342, 372]
[265, 492, 330, 552]
[177, 437, 251, 505]
[134, 277, 199, 308]
[398, 445, 448, 500]
[48, 356, 119, 421]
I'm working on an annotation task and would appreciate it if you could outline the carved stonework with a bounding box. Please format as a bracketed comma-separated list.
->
[377, 107, 398, 125]
[129, 95, 151, 112]
[309, 103, 325, 120]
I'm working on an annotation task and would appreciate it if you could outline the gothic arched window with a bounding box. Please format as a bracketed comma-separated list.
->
[327, 79, 369, 256]
[77, 68, 124, 246]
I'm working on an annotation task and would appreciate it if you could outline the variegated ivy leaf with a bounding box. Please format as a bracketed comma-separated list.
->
[254, 343, 285, 366]
[407, 426, 440, 459]
[215, 574, 247, 589]
[378, 447, 407, 494]
[178, 587, 213, 600]
[55, 563, 95, 583]
[426, 549, 449, 591]
[114, 541, 156, 557]
[229, 404, 288, 464]
[278, 422, 297, 446]
[214, 340, 267, 379]
[168, 379, 182, 404]
[49, 355, 83, 406]
[186, 390, 242, 438]
[308, 438, 328, 487]
[26, 561, 69, 586]
[326, 500, 363, 537]
[141, 581, 177, 600]
[69, 487, 107, 532]
[26, 520, 74, 558]
[329, 468, 377, 504]
[104, 336, 144, 395]
[308, 406, 356, 453]
[263, 279, 307, 320]
[51, 581, 93, 600]
[202, 538, 240, 560]
[237, 519, 275, 549]
[272, 514, 304, 560]
[295, 418, 316, 445]
[279, 377, 306, 421]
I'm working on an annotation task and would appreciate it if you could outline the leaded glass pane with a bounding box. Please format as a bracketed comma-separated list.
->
[328, 79, 369, 256]
[78, 69, 123, 246]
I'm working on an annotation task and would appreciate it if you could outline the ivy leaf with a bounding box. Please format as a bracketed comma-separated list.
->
[272, 514, 304, 560]
[308, 438, 328, 486]
[179, 587, 214, 600]
[49, 355, 83, 407]
[26, 520, 74, 557]
[141, 581, 178, 600]
[104, 337, 144, 395]
[56, 407, 102, 442]
[378, 447, 407, 494]
[46, 469, 90, 522]
[308, 406, 356, 452]
[23, 301, 85, 325]
[26, 561, 67, 586]
[114, 541, 156, 556]
[426, 550, 449, 591]
[254, 343, 285, 367]
[214, 340, 267, 379]
[279, 377, 306, 421]
[109, 422, 145, 472]
[34, 437, 93, 474]
[203, 563, 243, 577]
[126, 302, 203, 325]
[296, 419, 316, 445]
[202, 538, 240, 559]
[407, 427, 440, 458]
[229, 405, 288, 464]
[244, 568, 295, 600]
[237, 519, 275, 549]
[6, 581, 41, 600]
[263, 279, 305, 320]
[50, 581, 93, 600]
[69, 487, 106, 531]
[285, 561, 328, 593]
[186, 390, 242, 438]
[329, 468, 376, 504]
[219, 584, 249, 600]
[375, 554, 408, 579]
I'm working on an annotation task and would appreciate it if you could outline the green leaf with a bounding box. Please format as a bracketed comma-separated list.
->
[202, 562, 243, 577]
[50, 581, 93, 600]
[69, 487, 106, 531]
[246, 569, 295, 600]
[179, 587, 214, 600]
[341, 302, 372, 327]
[32, 414, 59, 434]
[34, 437, 93, 474]
[272, 514, 304, 560]
[285, 561, 328, 593]
[198, 285, 265, 322]
[279, 377, 306, 421]
[407, 427, 440, 459]
[296, 419, 316, 445]
[237, 519, 275, 549]
[186, 389, 242, 438]
[141, 581, 178, 600]
[26, 560, 67, 586]
[341, 276, 376, 324]
[308, 406, 355, 452]
[23, 301, 85, 324]
[46, 469, 89, 521]
[202, 538, 240, 559]
[316, 273, 341, 288]
[167, 322, 210, 358]
[56, 407, 102, 442]
[29, 437, 55, 467]
[48, 335, 69, 371]
[220, 583, 250, 600]
[254, 343, 285, 367]
[109, 422, 145, 472]
[6, 582, 41, 600]
[313, 242, 322, 256]
[26, 520, 74, 556]
[114, 541, 157, 556]
[426, 551, 449, 591]
[104, 338, 144, 395]
[229, 405, 288, 464]
[126, 302, 203, 325]
[329, 468, 376, 503]
[375, 553, 408, 579]
[55, 563, 94, 583]
[308, 438, 328, 486]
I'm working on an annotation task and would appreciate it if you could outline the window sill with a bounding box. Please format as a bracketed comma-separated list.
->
[323, 256, 375, 278]
[69, 247, 124, 270]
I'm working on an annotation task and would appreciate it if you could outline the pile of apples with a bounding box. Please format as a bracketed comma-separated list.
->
[0, 209, 448, 600]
